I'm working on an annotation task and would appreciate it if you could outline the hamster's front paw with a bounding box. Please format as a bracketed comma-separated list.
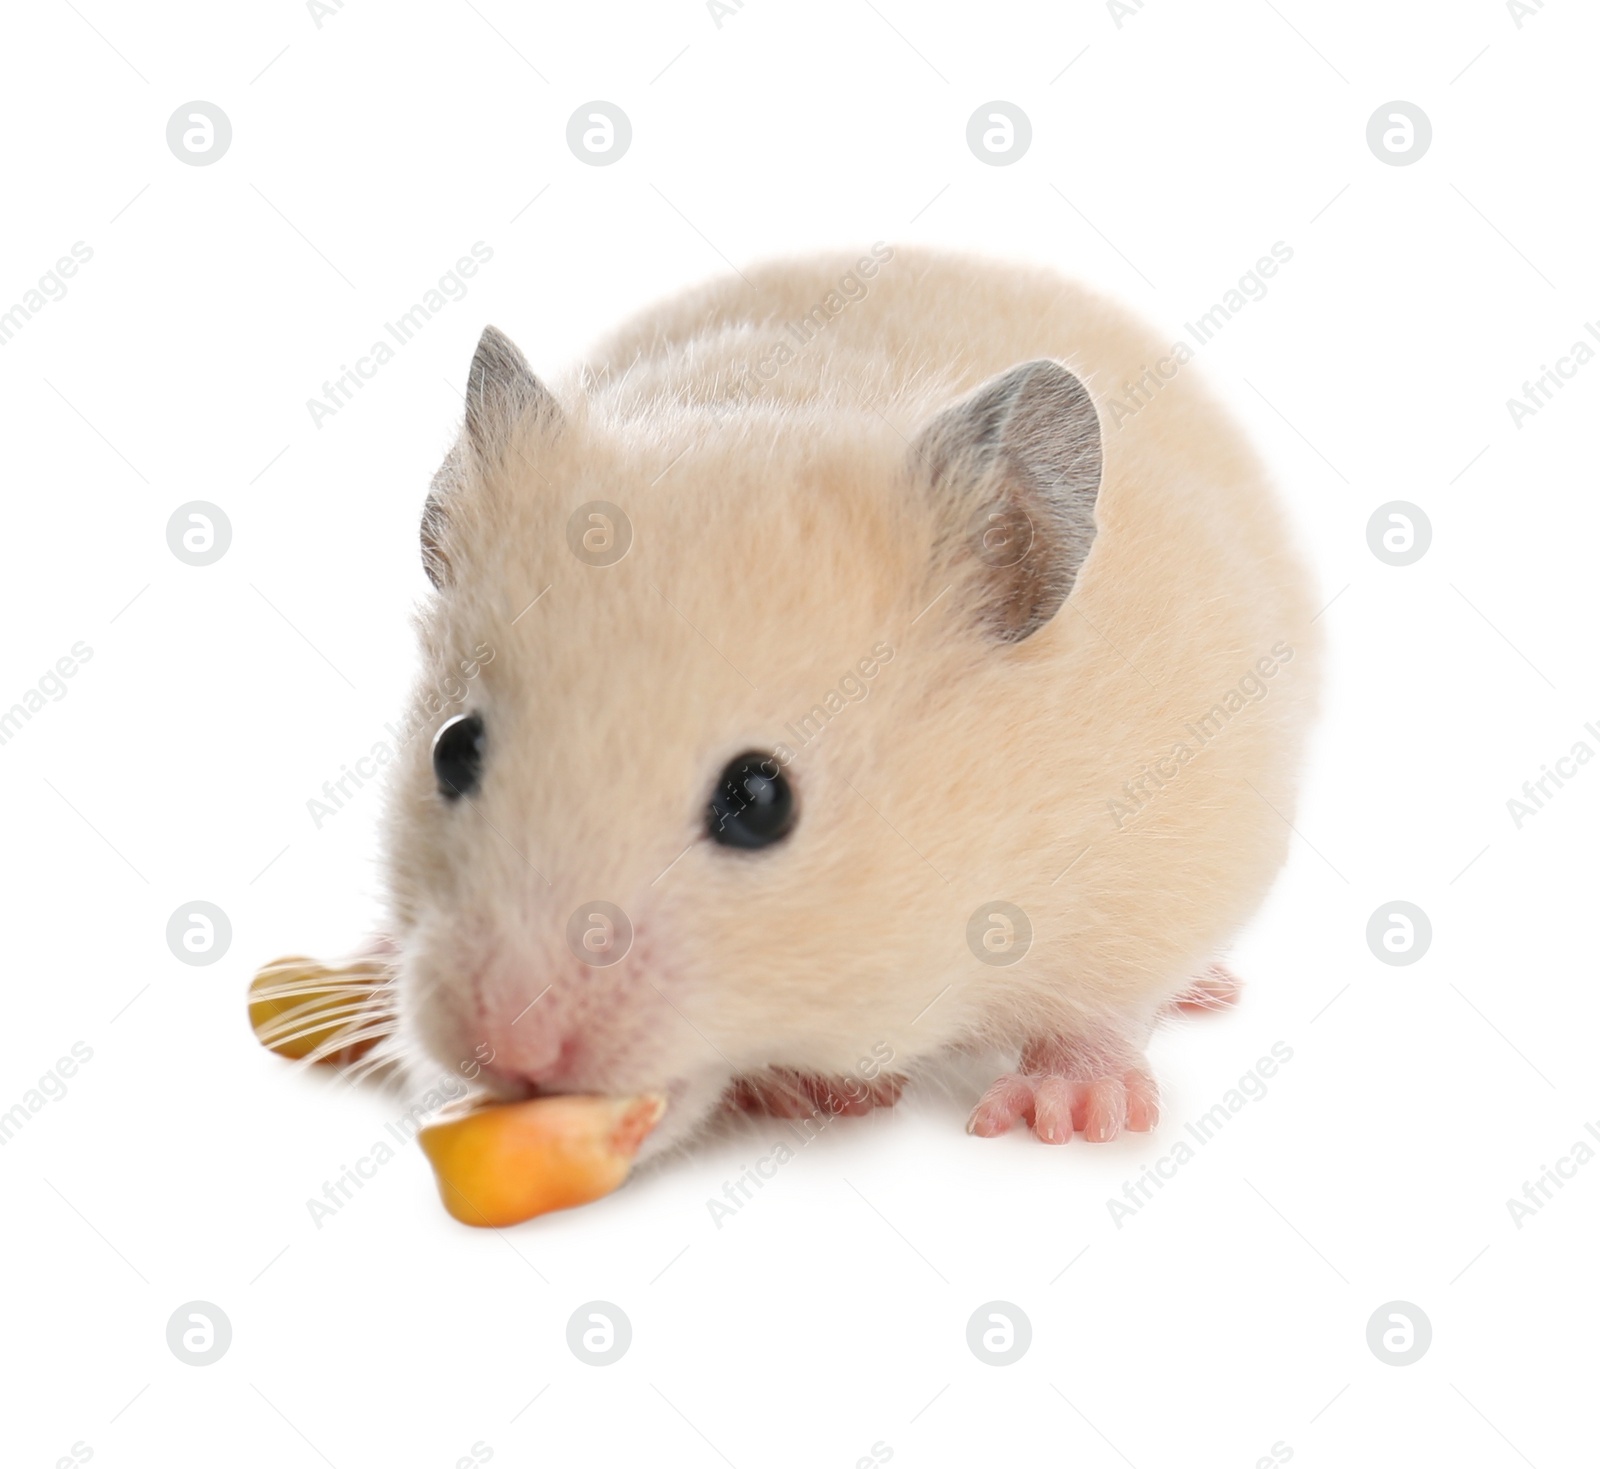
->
[967, 1039, 1158, 1145]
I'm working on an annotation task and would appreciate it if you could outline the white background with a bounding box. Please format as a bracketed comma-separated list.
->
[3, 1, 1597, 1465]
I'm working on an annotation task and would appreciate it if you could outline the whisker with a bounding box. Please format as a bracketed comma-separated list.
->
[253, 993, 382, 1024]
[298, 1019, 400, 1065]
[337, 1035, 414, 1088]
[260, 981, 394, 1005]
[253, 998, 386, 1040]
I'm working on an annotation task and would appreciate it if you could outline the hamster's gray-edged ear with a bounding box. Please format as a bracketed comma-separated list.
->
[422, 326, 560, 588]
[464, 324, 560, 459]
[420, 443, 462, 589]
[912, 359, 1102, 643]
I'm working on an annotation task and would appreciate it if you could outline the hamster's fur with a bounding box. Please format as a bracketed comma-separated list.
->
[383, 246, 1320, 1156]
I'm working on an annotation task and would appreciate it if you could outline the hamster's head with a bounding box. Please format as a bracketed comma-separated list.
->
[384, 326, 1103, 1155]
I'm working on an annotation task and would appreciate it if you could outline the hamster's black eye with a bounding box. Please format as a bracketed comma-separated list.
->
[433, 713, 485, 800]
[708, 751, 796, 849]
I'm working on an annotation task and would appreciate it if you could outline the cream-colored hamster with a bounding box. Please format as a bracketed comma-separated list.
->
[381, 245, 1319, 1158]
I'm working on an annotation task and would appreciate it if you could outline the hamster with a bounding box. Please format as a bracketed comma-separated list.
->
[379, 245, 1320, 1159]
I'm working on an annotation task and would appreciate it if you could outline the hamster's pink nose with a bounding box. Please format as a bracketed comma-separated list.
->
[473, 1017, 588, 1100]
[471, 1003, 570, 1098]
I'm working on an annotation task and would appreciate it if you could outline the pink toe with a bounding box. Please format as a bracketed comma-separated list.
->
[1032, 1076, 1076, 1145]
[1084, 1077, 1124, 1142]
[1124, 1071, 1160, 1131]
[968, 1076, 1033, 1137]
[966, 1108, 1010, 1138]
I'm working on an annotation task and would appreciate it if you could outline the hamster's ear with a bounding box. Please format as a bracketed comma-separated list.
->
[420, 444, 462, 589]
[912, 359, 1102, 643]
[464, 324, 560, 460]
[422, 327, 561, 588]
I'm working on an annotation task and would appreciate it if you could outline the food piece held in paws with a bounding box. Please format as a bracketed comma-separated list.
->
[418, 1094, 666, 1227]
[248, 955, 390, 1064]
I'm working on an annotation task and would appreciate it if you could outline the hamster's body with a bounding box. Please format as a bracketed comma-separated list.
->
[385, 247, 1319, 1155]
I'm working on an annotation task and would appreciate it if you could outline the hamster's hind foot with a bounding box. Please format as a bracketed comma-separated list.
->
[1172, 962, 1244, 1013]
[967, 1038, 1159, 1145]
